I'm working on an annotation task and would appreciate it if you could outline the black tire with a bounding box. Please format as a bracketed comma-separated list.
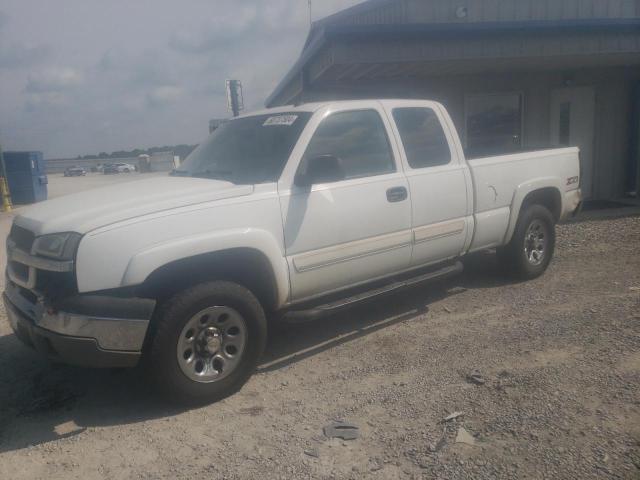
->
[146, 281, 267, 405]
[498, 204, 556, 280]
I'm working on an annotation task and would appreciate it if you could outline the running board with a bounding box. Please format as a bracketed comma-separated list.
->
[282, 261, 463, 323]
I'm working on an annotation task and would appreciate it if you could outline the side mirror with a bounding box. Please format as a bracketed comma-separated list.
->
[295, 154, 345, 187]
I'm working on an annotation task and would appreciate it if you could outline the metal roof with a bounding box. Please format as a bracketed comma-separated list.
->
[266, 13, 640, 107]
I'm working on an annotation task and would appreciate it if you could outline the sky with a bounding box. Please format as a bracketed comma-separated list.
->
[0, 0, 363, 158]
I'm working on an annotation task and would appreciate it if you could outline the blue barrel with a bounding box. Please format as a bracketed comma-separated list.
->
[3, 151, 48, 204]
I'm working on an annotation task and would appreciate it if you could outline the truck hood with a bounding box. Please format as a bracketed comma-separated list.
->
[14, 176, 254, 235]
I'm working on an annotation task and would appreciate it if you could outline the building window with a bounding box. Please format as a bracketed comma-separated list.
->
[302, 110, 395, 180]
[558, 102, 571, 146]
[465, 93, 523, 158]
[392, 107, 451, 169]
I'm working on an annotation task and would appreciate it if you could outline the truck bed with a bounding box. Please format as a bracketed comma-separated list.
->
[466, 147, 581, 252]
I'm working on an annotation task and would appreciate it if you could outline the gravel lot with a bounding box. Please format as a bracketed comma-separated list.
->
[0, 177, 638, 479]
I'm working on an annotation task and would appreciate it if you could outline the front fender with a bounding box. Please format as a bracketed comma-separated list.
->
[121, 228, 290, 307]
[503, 177, 563, 244]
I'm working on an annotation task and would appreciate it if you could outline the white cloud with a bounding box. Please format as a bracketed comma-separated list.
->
[169, 5, 260, 52]
[0, 10, 7, 29]
[24, 91, 68, 111]
[168, 0, 309, 54]
[25, 67, 83, 93]
[146, 85, 184, 107]
[0, 42, 50, 69]
[0, 10, 50, 69]
[0, 0, 363, 157]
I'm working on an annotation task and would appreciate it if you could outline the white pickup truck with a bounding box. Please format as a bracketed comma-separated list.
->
[4, 100, 581, 404]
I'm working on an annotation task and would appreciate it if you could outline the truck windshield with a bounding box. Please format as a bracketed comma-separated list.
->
[175, 112, 312, 184]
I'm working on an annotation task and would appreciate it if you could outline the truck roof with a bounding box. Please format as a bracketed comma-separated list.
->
[239, 99, 441, 119]
[238, 102, 327, 118]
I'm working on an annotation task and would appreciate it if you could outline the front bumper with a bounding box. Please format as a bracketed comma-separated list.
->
[4, 281, 155, 368]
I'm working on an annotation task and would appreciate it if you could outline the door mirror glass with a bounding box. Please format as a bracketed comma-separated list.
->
[295, 154, 345, 186]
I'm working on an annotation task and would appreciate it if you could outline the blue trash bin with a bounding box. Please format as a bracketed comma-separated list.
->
[3, 151, 48, 204]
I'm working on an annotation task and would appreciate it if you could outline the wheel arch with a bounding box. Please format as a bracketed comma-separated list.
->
[137, 248, 281, 312]
[122, 229, 289, 311]
[504, 179, 563, 244]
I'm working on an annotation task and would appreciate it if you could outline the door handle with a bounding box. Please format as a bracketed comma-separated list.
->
[386, 186, 408, 203]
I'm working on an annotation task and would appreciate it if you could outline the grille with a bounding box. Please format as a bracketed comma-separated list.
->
[36, 270, 77, 300]
[9, 261, 29, 283]
[9, 224, 35, 252]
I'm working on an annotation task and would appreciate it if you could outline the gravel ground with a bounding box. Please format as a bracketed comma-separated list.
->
[0, 215, 638, 479]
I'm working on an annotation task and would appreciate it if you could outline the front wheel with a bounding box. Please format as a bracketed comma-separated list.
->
[146, 281, 267, 405]
[498, 204, 556, 280]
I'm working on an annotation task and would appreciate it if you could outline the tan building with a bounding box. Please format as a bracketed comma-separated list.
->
[267, 0, 640, 201]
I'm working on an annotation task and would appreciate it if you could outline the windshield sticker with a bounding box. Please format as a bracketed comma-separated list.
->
[263, 115, 298, 127]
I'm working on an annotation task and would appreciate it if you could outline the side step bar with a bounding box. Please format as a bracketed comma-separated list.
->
[282, 261, 463, 323]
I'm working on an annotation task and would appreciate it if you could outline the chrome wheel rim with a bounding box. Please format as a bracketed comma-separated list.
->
[524, 219, 547, 266]
[176, 306, 247, 383]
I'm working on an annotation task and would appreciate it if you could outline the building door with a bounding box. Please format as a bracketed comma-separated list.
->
[550, 87, 596, 198]
[628, 84, 640, 196]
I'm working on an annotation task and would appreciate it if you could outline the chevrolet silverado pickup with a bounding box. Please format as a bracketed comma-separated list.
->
[4, 100, 581, 404]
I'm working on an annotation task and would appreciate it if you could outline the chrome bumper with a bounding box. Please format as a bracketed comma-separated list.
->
[4, 280, 154, 353]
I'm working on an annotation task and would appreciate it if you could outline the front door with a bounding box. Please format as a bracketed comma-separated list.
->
[279, 104, 412, 301]
[550, 86, 596, 198]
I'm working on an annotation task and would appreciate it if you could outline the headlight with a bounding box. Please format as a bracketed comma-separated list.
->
[32, 233, 82, 260]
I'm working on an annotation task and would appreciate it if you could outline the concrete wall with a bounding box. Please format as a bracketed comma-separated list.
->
[47, 152, 175, 174]
[147, 152, 176, 172]
[46, 157, 138, 174]
[302, 66, 640, 200]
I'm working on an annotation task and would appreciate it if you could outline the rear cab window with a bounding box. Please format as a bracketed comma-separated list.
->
[392, 107, 452, 169]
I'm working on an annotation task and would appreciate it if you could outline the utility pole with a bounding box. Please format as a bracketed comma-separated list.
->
[226, 79, 244, 118]
[308, 0, 312, 27]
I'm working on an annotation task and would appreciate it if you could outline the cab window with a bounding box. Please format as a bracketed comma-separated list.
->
[302, 110, 395, 180]
[393, 107, 451, 169]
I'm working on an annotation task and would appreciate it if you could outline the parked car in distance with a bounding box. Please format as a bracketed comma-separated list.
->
[102, 164, 117, 174]
[63, 166, 86, 177]
[103, 162, 135, 174]
[4, 99, 582, 405]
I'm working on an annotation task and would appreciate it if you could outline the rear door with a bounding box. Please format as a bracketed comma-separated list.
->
[278, 102, 412, 301]
[382, 100, 473, 267]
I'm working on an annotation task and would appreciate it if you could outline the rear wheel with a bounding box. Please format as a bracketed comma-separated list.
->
[146, 281, 267, 405]
[498, 204, 555, 280]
